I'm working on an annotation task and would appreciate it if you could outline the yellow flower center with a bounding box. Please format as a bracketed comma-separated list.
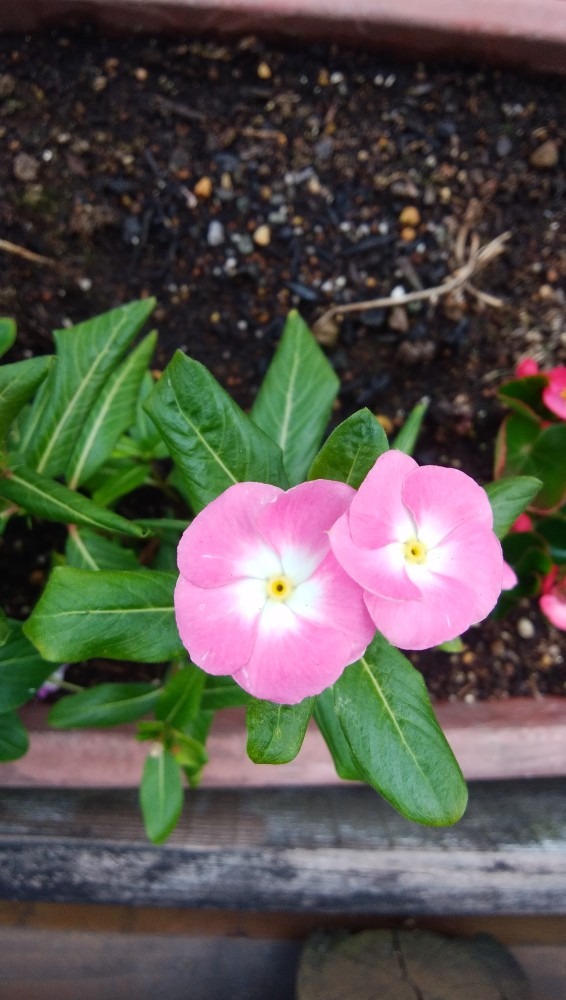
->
[560, 388, 566, 400]
[403, 537, 427, 564]
[266, 575, 293, 601]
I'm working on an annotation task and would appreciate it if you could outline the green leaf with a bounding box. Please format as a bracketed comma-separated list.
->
[0, 355, 53, 444]
[314, 686, 362, 781]
[169, 730, 208, 769]
[0, 318, 17, 359]
[201, 675, 250, 710]
[536, 516, 566, 564]
[250, 311, 339, 484]
[65, 526, 139, 571]
[48, 683, 160, 728]
[484, 476, 542, 539]
[0, 711, 29, 761]
[140, 745, 184, 844]
[437, 637, 466, 653]
[89, 461, 150, 507]
[0, 624, 56, 712]
[498, 375, 548, 421]
[246, 697, 314, 764]
[308, 409, 388, 488]
[66, 332, 157, 488]
[392, 399, 428, 455]
[334, 633, 468, 826]
[0, 458, 148, 538]
[24, 567, 180, 663]
[22, 299, 156, 477]
[130, 371, 168, 457]
[496, 414, 566, 512]
[0, 608, 10, 648]
[144, 351, 287, 513]
[155, 664, 206, 730]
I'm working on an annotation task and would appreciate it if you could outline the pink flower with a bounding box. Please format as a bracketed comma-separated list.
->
[511, 513, 534, 533]
[543, 366, 566, 420]
[329, 450, 504, 650]
[515, 357, 540, 378]
[540, 566, 566, 631]
[502, 561, 518, 590]
[174, 481, 375, 704]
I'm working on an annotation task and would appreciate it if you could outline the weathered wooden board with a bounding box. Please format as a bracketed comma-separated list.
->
[0, 780, 565, 915]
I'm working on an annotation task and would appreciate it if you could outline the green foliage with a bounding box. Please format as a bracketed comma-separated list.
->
[0, 318, 17, 359]
[66, 332, 157, 488]
[0, 356, 53, 445]
[246, 696, 314, 764]
[144, 350, 288, 512]
[140, 746, 184, 844]
[24, 568, 180, 663]
[392, 399, 429, 455]
[49, 683, 160, 728]
[334, 633, 468, 826]
[0, 623, 55, 712]
[484, 476, 542, 539]
[251, 310, 339, 484]
[0, 458, 148, 537]
[0, 711, 29, 761]
[495, 413, 566, 513]
[22, 299, 155, 477]
[308, 408, 388, 487]
[314, 686, 362, 781]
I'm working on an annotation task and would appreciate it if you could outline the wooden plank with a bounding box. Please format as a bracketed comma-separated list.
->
[0, 781, 565, 915]
[3, 699, 566, 789]
[0, 927, 564, 1000]
[0, 0, 565, 75]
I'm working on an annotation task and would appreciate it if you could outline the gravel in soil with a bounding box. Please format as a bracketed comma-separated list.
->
[0, 30, 565, 702]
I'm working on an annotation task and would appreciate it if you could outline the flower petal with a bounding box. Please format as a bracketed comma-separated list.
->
[174, 575, 265, 673]
[233, 605, 366, 703]
[402, 465, 494, 547]
[423, 521, 504, 622]
[287, 550, 375, 647]
[256, 479, 356, 584]
[364, 572, 483, 650]
[543, 367, 566, 420]
[177, 482, 282, 587]
[329, 510, 422, 600]
[540, 592, 566, 630]
[347, 450, 417, 548]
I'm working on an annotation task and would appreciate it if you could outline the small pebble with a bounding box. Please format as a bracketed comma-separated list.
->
[530, 140, 559, 170]
[517, 617, 535, 639]
[496, 135, 513, 157]
[134, 67, 148, 82]
[257, 62, 272, 80]
[194, 176, 213, 199]
[206, 220, 225, 247]
[388, 305, 410, 334]
[0, 74, 16, 98]
[400, 226, 417, 242]
[253, 224, 271, 247]
[399, 206, 421, 228]
[13, 152, 40, 182]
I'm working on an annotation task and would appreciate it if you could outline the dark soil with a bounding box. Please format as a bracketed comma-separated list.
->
[0, 29, 565, 702]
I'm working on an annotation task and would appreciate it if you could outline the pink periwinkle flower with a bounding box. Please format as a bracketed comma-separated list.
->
[502, 562, 518, 590]
[329, 450, 504, 650]
[511, 513, 534, 533]
[174, 481, 375, 704]
[542, 366, 566, 421]
[540, 566, 566, 631]
[515, 357, 540, 378]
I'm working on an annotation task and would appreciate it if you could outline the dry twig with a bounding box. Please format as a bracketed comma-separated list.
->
[313, 229, 511, 337]
[0, 238, 58, 268]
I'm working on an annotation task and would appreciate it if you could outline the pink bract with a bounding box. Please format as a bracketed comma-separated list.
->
[540, 567, 566, 631]
[174, 480, 375, 704]
[329, 450, 504, 650]
[543, 366, 566, 421]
